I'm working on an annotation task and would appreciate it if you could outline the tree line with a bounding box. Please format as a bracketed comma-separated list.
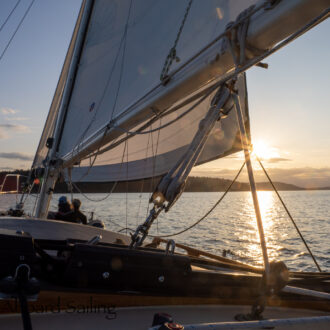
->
[0, 169, 304, 192]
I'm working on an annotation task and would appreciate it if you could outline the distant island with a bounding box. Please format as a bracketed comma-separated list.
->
[0, 169, 329, 193]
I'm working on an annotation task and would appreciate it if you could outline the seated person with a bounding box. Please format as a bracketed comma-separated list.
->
[49, 196, 77, 223]
[72, 199, 87, 225]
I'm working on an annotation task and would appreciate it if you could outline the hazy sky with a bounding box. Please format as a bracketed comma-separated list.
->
[0, 0, 329, 188]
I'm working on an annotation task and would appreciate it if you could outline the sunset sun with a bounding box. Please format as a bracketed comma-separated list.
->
[252, 140, 279, 160]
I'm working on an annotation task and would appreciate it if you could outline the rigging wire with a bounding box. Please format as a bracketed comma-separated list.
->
[75, 6, 330, 162]
[70, 139, 128, 203]
[109, 0, 132, 121]
[0, 0, 35, 62]
[135, 132, 152, 224]
[86, 8, 330, 170]
[69, 0, 133, 171]
[71, 180, 117, 203]
[81, 85, 216, 168]
[145, 125, 155, 218]
[67, 0, 259, 161]
[31, 179, 42, 216]
[0, 0, 21, 34]
[116, 161, 246, 237]
[256, 156, 323, 272]
[148, 161, 246, 238]
[82, 84, 217, 161]
[135, 179, 145, 226]
[86, 1, 267, 144]
[160, 0, 193, 81]
[150, 117, 162, 234]
[125, 134, 129, 235]
[112, 87, 215, 136]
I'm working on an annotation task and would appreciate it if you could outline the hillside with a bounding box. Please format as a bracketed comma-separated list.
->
[0, 170, 307, 193]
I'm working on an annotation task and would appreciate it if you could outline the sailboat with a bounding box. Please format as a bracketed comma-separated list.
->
[0, 0, 329, 329]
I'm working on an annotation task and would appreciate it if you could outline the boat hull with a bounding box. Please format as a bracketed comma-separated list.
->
[0, 217, 329, 317]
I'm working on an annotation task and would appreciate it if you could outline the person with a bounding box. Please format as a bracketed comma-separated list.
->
[58, 196, 71, 214]
[47, 196, 70, 220]
[54, 196, 76, 223]
[72, 199, 87, 225]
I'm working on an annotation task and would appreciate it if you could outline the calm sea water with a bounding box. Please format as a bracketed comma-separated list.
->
[0, 191, 329, 272]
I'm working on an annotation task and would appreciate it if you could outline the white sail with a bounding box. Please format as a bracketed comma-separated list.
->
[56, 0, 257, 164]
[70, 74, 249, 182]
[32, 0, 329, 217]
[32, 3, 87, 168]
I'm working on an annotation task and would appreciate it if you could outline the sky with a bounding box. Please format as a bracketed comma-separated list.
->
[0, 0, 329, 188]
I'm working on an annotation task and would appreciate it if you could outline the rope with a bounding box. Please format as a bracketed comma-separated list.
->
[125, 134, 129, 234]
[70, 139, 128, 203]
[67, 5, 330, 165]
[135, 133, 152, 224]
[94, 5, 328, 146]
[68, 0, 133, 171]
[222, 5, 326, 274]
[118, 227, 134, 233]
[0, 0, 21, 34]
[256, 156, 322, 272]
[67, 168, 74, 202]
[84, 84, 218, 161]
[0, 0, 35, 62]
[82, 85, 216, 166]
[31, 179, 41, 216]
[153, 118, 162, 235]
[71, 179, 114, 202]
[148, 161, 245, 238]
[111, 162, 245, 237]
[112, 86, 216, 136]
[160, 1, 267, 84]
[160, 0, 193, 82]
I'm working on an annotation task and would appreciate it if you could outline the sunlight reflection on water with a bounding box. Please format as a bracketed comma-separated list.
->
[0, 190, 329, 272]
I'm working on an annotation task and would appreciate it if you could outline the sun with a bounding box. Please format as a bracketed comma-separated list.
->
[252, 140, 279, 160]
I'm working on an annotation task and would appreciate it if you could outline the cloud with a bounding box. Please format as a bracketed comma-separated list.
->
[260, 167, 330, 188]
[0, 123, 31, 133]
[0, 152, 34, 161]
[265, 157, 291, 163]
[1, 108, 18, 115]
[5, 117, 29, 121]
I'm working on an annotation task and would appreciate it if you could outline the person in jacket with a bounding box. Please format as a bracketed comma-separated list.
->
[72, 198, 87, 225]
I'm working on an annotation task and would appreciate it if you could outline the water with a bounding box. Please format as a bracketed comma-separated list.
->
[1, 190, 329, 272]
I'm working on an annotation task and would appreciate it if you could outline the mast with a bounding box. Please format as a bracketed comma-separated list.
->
[35, 0, 94, 218]
[232, 89, 270, 276]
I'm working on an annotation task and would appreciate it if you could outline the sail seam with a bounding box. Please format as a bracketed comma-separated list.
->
[61, 5, 330, 168]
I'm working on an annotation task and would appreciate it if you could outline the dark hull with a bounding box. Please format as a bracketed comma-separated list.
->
[0, 228, 329, 314]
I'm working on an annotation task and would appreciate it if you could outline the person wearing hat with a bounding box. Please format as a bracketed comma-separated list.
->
[72, 199, 87, 225]
[47, 195, 70, 220]
[54, 196, 76, 223]
[58, 196, 71, 213]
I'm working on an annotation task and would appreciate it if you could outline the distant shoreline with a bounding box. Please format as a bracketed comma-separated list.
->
[1, 170, 329, 193]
